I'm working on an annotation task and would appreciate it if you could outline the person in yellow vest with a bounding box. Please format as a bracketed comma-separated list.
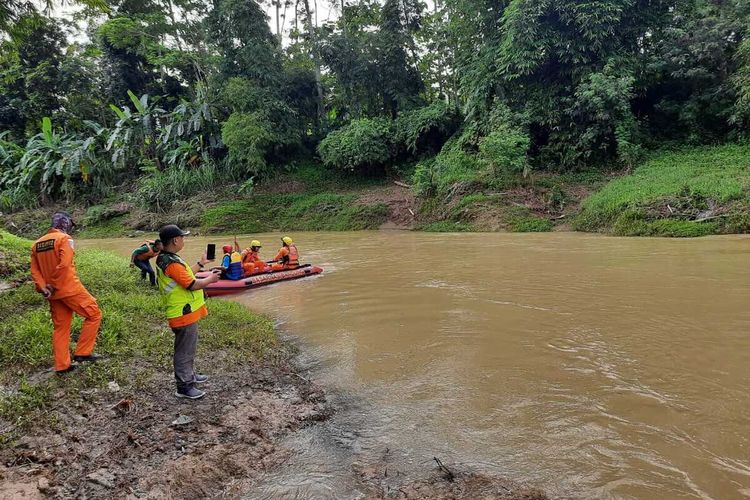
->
[156, 224, 219, 400]
[240, 239, 269, 275]
[271, 236, 299, 271]
[130, 239, 163, 286]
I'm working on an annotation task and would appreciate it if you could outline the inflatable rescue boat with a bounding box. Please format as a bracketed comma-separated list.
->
[196, 264, 323, 297]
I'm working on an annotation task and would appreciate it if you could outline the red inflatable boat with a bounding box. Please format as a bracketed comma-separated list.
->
[196, 264, 323, 297]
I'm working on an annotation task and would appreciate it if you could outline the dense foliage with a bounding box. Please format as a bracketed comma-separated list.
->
[0, 0, 748, 211]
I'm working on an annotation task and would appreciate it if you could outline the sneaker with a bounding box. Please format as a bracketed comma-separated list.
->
[56, 365, 76, 375]
[175, 387, 205, 400]
[193, 374, 209, 384]
[73, 354, 102, 363]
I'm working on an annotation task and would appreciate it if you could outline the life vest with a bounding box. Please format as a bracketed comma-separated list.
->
[286, 244, 299, 267]
[223, 251, 243, 280]
[156, 253, 206, 324]
[136, 241, 159, 261]
[242, 249, 260, 264]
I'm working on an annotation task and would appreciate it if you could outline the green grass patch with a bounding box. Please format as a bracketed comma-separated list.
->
[508, 216, 553, 232]
[0, 231, 277, 438]
[76, 215, 129, 239]
[575, 144, 750, 236]
[285, 161, 386, 192]
[201, 193, 389, 233]
[0, 230, 32, 282]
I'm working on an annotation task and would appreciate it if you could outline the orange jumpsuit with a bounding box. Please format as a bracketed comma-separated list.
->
[241, 249, 268, 274]
[271, 245, 299, 271]
[30, 229, 102, 371]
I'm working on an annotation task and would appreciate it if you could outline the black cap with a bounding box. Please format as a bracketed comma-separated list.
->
[159, 224, 190, 242]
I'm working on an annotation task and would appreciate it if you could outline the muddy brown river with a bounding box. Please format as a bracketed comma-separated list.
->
[83, 232, 750, 499]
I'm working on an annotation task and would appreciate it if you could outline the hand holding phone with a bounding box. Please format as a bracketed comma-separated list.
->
[206, 243, 216, 261]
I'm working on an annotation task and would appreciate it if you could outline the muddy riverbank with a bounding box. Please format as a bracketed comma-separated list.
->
[0, 352, 546, 500]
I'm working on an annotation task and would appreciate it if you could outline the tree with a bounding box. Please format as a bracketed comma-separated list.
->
[0, 14, 66, 137]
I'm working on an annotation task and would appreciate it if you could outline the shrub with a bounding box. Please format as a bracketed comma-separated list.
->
[221, 112, 271, 177]
[478, 126, 530, 177]
[0, 188, 37, 213]
[394, 102, 460, 155]
[412, 142, 482, 197]
[135, 163, 218, 211]
[317, 118, 394, 172]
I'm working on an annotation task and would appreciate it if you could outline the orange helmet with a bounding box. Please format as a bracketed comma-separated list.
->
[222, 245, 233, 253]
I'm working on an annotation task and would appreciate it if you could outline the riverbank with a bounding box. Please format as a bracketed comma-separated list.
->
[574, 144, 750, 236]
[4, 144, 745, 241]
[0, 168, 603, 238]
[0, 230, 331, 497]
[0, 231, 548, 498]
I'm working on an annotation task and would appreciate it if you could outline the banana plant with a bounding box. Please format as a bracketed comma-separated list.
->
[158, 84, 223, 168]
[107, 90, 166, 170]
[0, 131, 25, 191]
[15, 117, 101, 201]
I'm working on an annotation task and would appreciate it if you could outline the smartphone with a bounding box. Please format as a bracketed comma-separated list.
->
[206, 243, 216, 261]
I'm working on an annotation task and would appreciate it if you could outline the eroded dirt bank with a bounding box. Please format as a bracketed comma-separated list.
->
[0, 348, 547, 500]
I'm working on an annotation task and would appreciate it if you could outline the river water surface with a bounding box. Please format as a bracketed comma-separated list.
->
[83, 232, 750, 499]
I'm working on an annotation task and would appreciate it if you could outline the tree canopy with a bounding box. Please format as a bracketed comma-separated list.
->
[0, 0, 748, 208]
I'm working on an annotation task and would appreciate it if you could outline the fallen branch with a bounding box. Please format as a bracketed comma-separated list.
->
[433, 457, 455, 482]
[394, 180, 412, 189]
[691, 214, 730, 223]
[407, 208, 415, 217]
[550, 214, 566, 220]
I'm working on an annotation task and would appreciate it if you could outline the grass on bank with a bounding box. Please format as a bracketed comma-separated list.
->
[574, 144, 750, 236]
[0, 230, 277, 442]
[417, 193, 555, 233]
[201, 193, 389, 233]
[0, 230, 31, 282]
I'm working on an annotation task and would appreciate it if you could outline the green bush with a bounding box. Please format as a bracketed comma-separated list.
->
[478, 126, 530, 176]
[135, 163, 218, 210]
[412, 143, 482, 197]
[317, 118, 394, 172]
[0, 188, 37, 213]
[221, 112, 271, 177]
[395, 102, 460, 155]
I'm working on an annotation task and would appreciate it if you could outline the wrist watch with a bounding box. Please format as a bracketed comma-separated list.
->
[197, 260, 205, 269]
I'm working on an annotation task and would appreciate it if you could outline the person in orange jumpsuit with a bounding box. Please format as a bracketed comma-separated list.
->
[271, 236, 300, 271]
[30, 212, 102, 374]
[240, 240, 268, 275]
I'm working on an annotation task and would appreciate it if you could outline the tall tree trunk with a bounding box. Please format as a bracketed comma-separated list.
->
[294, 0, 299, 39]
[302, 0, 324, 123]
[275, 0, 282, 45]
[166, 0, 183, 51]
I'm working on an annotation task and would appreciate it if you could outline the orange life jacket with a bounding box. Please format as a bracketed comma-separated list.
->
[136, 241, 159, 261]
[242, 249, 260, 264]
[287, 244, 299, 267]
